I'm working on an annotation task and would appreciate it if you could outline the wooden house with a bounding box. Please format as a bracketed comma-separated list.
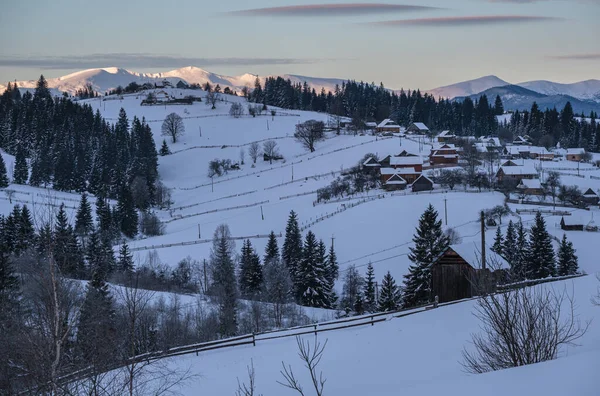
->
[389, 156, 423, 172]
[407, 122, 429, 135]
[363, 157, 381, 168]
[379, 155, 392, 168]
[436, 130, 456, 144]
[431, 242, 508, 303]
[394, 167, 421, 184]
[517, 178, 543, 196]
[383, 174, 407, 191]
[154, 90, 171, 102]
[412, 174, 434, 192]
[496, 163, 538, 182]
[379, 167, 397, 184]
[513, 136, 531, 145]
[528, 146, 554, 161]
[376, 119, 401, 133]
[560, 215, 598, 232]
[566, 148, 586, 162]
[583, 188, 599, 205]
[429, 144, 459, 166]
[176, 80, 189, 89]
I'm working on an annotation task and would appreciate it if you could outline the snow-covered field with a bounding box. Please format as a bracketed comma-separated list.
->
[2, 88, 600, 395]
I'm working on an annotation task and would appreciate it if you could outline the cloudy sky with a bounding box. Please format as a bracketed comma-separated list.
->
[0, 0, 598, 90]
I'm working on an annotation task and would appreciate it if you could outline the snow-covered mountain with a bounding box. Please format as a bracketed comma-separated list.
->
[0, 66, 347, 96]
[426, 75, 510, 99]
[518, 79, 600, 103]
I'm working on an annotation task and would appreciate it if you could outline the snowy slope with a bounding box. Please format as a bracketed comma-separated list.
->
[426, 75, 510, 99]
[0, 67, 349, 96]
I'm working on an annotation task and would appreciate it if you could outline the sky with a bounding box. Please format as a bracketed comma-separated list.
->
[0, 0, 598, 90]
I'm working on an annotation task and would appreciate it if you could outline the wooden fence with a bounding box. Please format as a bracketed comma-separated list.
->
[164, 200, 269, 224]
[128, 232, 282, 252]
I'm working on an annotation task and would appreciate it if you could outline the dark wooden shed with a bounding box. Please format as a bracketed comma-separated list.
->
[412, 174, 434, 193]
[560, 216, 584, 231]
[431, 248, 476, 303]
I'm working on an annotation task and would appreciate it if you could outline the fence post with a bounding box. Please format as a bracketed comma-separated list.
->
[371, 316, 374, 326]
[252, 333, 256, 347]
[314, 324, 317, 336]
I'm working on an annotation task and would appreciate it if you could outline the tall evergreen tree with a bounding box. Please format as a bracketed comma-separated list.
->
[502, 220, 517, 266]
[403, 204, 449, 308]
[117, 242, 134, 274]
[13, 148, 27, 185]
[557, 234, 578, 276]
[526, 212, 556, 279]
[282, 210, 303, 299]
[239, 239, 263, 298]
[210, 224, 237, 336]
[297, 231, 328, 308]
[494, 95, 504, 116]
[363, 262, 376, 312]
[159, 139, 171, 156]
[491, 227, 504, 255]
[117, 186, 138, 238]
[75, 192, 93, 238]
[324, 243, 339, 307]
[512, 221, 529, 281]
[378, 272, 401, 312]
[264, 230, 279, 264]
[0, 153, 8, 188]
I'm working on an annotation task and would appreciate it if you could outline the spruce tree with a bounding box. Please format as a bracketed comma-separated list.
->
[378, 272, 401, 312]
[283, 210, 303, 299]
[117, 242, 134, 274]
[363, 262, 376, 312]
[117, 186, 138, 238]
[15, 205, 34, 255]
[159, 139, 171, 156]
[557, 234, 578, 276]
[324, 243, 339, 307]
[13, 148, 27, 185]
[239, 239, 263, 298]
[512, 221, 529, 281]
[491, 227, 504, 255]
[264, 231, 279, 264]
[210, 225, 237, 336]
[0, 153, 8, 188]
[75, 192, 93, 238]
[502, 220, 517, 266]
[297, 231, 328, 308]
[403, 204, 449, 308]
[526, 212, 556, 279]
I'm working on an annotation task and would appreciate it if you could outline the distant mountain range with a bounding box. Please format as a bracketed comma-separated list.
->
[2, 67, 598, 114]
[0, 66, 347, 97]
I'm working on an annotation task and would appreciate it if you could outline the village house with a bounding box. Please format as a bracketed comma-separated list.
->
[512, 135, 531, 145]
[379, 167, 398, 184]
[560, 215, 598, 232]
[407, 122, 430, 135]
[566, 148, 586, 162]
[431, 242, 508, 303]
[389, 156, 423, 172]
[412, 174, 434, 192]
[376, 119, 401, 133]
[363, 157, 381, 168]
[154, 90, 171, 103]
[528, 146, 554, 161]
[365, 121, 378, 131]
[429, 144, 459, 166]
[436, 130, 456, 144]
[517, 178, 544, 196]
[383, 174, 408, 191]
[496, 161, 538, 182]
[583, 188, 599, 205]
[394, 167, 421, 184]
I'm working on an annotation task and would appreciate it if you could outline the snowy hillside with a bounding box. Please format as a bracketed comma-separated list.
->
[0, 67, 348, 96]
[426, 75, 510, 99]
[518, 79, 600, 103]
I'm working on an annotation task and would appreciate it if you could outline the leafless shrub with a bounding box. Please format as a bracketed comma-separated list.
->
[206, 91, 220, 109]
[278, 336, 327, 396]
[462, 285, 589, 374]
[139, 211, 165, 236]
[249, 142, 261, 164]
[263, 140, 279, 164]
[230, 102, 244, 118]
[154, 180, 173, 210]
[236, 359, 261, 396]
[444, 227, 462, 245]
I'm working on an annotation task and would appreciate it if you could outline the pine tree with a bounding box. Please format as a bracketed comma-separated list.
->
[526, 212, 556, 279]
[324, 243, 339, 307]
[95, 198, 113, 241]
[403, 204, 449, 308]
[297, 231, 328, 308]
[264, 231, 279, 264]
[117, 186, 138, 239]
[0, 153, 8, 188]
[363, 262, 376, 312]
[378, 272, 401, 312]
[15, 205, 34, 255]
[239, 239, 263, 298]
[75, 192, 93, 238]
[13, 148, 27, 185]
[159, 139, 171, 156]
[491, 227, 503, 255]
[283, 210, 303, 299]
[557, 234, 578, 276]
[210, 225, 237, 336]
[502, 220, 517, 267]
[117, 242, 134, 274]
[86, 230, 113, 281]
[494, 95, 504, 116]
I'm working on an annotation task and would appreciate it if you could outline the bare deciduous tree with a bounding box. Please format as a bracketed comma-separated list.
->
[278, 336, 328, 396]
[462, 286, 589, 374]
[295, 120, 325, 152]
[230, 102, 244, 118]
[161, 113, 185, 143]
[263, 140, 279, 165]
[206, 91, 220, 109]
[249, 142, 261, 164]
[236, 359, 260, 396]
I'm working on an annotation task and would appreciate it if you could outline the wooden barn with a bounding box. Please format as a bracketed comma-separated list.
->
[431, 242, 508, 303]
[560, 215, 598, 232]
[583, 188, 599, 205]
[383, 174, 407, 191]
[412, 174, 434, 192]
[407, 122, 429, 135]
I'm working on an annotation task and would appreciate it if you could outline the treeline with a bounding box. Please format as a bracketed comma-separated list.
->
[0, 76, 162, 210]
[509, 102, 599, 151]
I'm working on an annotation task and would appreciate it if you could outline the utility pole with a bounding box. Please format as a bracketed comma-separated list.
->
[198, 224, 201, 239]
[211, 176, 214, 193]
[331, 234, 335, 250]
[203, 259, 208, 294]
[292, 165, 294, 182]
[375, 281, 379, 303]
[444, 196, 448, 226]
[199, 126, 202, 137]
[480, 211, 486, 270]
[260, 205, 264, 220]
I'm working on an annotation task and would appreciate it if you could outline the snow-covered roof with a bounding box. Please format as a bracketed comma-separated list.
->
[583, 188, 598, 197]
[395, 167, 420, 175]
[390, 156, 422, 166]
[432, 143, 456, 150]
[365, 122, 377, 127]
[528, 146, 552, 155]
[561, 215, 595, 227]
[377, 119, 400, 128]
[498, 164, 538, 176]
[436, 130, 455, 138]
[518, 178, 542, 189]
[411, 122, 429, 131]
[513, 136, 529, 143]
[380, 167, 398, 175]
[385, 174, 407, 185]
[363, 157, 381, 167]
[413, 174, 433, 185]
[478, 137, 501, 147]
[445, 241, 509, 269]
[566, 148, 586, 155]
